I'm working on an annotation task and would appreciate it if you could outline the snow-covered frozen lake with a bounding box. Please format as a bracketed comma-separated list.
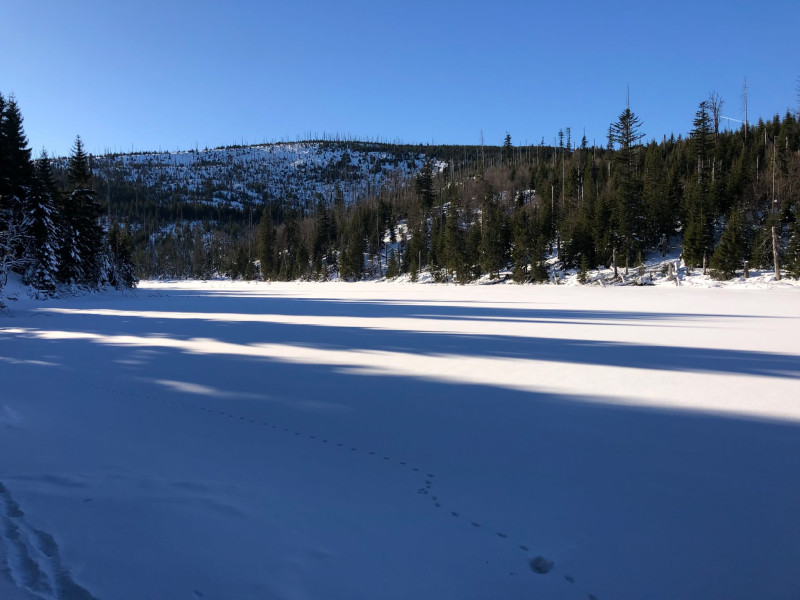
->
[2, 281, 800, 600]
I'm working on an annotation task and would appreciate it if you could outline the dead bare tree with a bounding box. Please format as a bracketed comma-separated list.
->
[771, 137, 781, 280]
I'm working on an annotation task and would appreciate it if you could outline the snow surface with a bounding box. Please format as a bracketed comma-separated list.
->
[2, 280, 800, 599]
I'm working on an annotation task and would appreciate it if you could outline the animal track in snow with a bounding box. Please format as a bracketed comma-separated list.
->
[83, 379, 592, 595]
[0, 482, 98, 600]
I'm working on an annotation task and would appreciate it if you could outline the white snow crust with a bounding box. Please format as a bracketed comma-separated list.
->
[1, 280, 799, 599]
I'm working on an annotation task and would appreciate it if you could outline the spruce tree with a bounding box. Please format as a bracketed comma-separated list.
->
[443, 202, 466, 282]
[257, 210, 276, 279]
[609, 103, 645, 262]
[578, 254, 590, 284]
[338, 211, 365, 280]
[786, 219, 800, 279]
[479, 197, 507, 278]
[106, 220, 138, 289]
[280, 209, 301, 280]
[404, 207, 427, 274]
[415, 160, 435, 211]
[191, 230, 210, 279]
[295, 241, 310, 279]
[511, 203, 533, 282]
[465, 220, 482, 280]
[709, 206, 746, 279]
[749, 222, 775, 269]
[61, 136, 104, 285]
[682, 199, 711, 269]
[24, 151, 61, 293]
[502, 133, 513, 165]
[0, 95, 34, 219]
[0, 94, 35, 279]
[642, 141, 671, 247]
[429, 208, 444, 275]
[682, 101, 716, 269]
[385, 248, 399, 279]
[312, 198, 333, 268]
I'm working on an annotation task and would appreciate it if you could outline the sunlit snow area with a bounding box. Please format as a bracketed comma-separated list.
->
[2, 280, 800, 600]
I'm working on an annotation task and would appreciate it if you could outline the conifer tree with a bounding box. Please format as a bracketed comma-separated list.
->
[385, 248, 399, 279]
[404, 206, 427, 274]
[682, 102, 717, 269]
[465, 220, 482, 280]
[106, 220, 138, 289]
[443, 202, 466, 282]
[578, 254, 590, 284]
[749, 222, 775, 269]
[0, 95, 33, 219]
[0, 94, 35, 278]
[61, 136, 104, 285]
[429, 208, 445, 275]
[191, 230, 210, 279]
[642, 141, 672, 246]
[786, 219, 800, 279]
[502, 133, 513, 165]
[709, 206, 746, 279]
[279, 209, 301, 280]
[257, 210, 276, 279]
[312, 198, 334, 268]
[295, 241, 310, 279]
[479, 197, 507, 278]
[415, 159, 435, 211]
[609, 102, 645, 262]
[24, 151, 61, 293]
[511, 202, 533, 282]
[529, 207, 550, 283]
[682, 198, 712, 269]
[338, 210, 365, 280]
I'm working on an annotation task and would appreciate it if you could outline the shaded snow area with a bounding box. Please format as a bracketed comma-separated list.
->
[2, 281, 800, 600]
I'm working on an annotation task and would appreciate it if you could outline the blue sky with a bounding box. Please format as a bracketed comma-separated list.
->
[2, 0, 798, 157]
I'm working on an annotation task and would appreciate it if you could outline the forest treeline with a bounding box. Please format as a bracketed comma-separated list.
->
[166, 96, 800, 284]
[3, 90, 800, 293]
[0, 92, 136, 297]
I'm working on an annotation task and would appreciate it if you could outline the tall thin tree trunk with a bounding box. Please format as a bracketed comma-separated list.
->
[772, 223, 782, 281]
[612, 247, 618, 278]
[772, 137, 781, 280]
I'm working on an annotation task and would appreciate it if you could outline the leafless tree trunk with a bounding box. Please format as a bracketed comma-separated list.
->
[709, 91, 724, 183]
[772, 138, 782, 280]
[612, 247, 618, 279]
[741, 77, 749, 142]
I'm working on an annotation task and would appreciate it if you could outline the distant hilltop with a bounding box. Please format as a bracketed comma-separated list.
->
[69, 141, 457, 213]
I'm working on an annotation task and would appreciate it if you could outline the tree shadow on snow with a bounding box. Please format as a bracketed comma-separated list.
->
[2, 306, 800, 600]
[16, 292, 800, 380]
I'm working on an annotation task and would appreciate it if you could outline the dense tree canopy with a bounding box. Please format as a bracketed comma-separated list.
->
[0, 92, 136, 295]
[4, 87, 799, 289]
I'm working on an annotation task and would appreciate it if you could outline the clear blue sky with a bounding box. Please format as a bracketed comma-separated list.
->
[3, 0, 798, 157]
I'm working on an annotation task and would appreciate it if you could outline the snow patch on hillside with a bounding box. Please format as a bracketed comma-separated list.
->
[79, 142, 435, 211]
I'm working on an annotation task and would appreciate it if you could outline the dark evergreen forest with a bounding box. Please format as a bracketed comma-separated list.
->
[2, 90, 799, 294]
[0, 92, 136, 297]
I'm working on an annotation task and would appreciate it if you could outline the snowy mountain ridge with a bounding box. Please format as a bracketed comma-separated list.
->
[76, 141, 439, 212]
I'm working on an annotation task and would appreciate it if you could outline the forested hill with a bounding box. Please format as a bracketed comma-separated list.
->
[72, 141, 453, 225]
[95, 105, 798, 284]
[3, 90, 800, 291]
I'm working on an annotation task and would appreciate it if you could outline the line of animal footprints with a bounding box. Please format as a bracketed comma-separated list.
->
[87, 382, 594, 595]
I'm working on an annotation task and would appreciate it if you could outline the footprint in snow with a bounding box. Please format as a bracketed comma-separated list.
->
[528, 556, 554, 574]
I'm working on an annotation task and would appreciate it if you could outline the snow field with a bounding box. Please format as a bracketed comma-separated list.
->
[1, 280, 800, 599]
